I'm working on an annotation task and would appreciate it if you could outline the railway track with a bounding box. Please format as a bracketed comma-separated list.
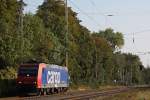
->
[2, 87, 131, 100]
[59, 87, 130, 100]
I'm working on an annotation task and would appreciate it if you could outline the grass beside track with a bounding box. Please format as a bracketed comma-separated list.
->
[70, 85, 125, 91]
[96, 87, 150, 100]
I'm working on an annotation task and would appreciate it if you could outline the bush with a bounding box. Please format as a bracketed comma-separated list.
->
[0, 67, 17, 97]
[0, 79, 17, 97]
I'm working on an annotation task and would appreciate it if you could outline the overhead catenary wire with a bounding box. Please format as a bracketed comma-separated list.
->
[88, 0, 105, 16]
[69, 0, 102, 28]
[88, 0, 109, 27]
[122, 27, 150, 46]
[89, 0, 117, 29]
[90, 0, 95, 7]
[124, 28, 150, 36]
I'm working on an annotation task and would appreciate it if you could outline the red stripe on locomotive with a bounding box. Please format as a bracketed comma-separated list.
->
[37, 63, 46, 88]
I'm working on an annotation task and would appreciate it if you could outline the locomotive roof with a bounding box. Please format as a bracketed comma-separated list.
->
[20, 63, 39, 66]
[19, 63, 68, 71]
[46, 64, 68, 71]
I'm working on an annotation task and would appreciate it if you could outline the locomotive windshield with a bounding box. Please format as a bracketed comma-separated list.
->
[18, 65, 38, 77]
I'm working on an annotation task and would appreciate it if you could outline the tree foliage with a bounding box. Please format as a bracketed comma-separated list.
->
[96, 28, 124, 51]
[0, 0, 20, 67]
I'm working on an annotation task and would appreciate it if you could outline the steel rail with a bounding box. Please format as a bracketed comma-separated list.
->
[58, 87, 130, 100]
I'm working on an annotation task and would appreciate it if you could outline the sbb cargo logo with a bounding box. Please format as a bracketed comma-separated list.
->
[47, 71, 60, 84]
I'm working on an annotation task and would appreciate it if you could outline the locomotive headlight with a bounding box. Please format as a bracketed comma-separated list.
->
[18, 81, 22, 84]
[33, 81, 36, 84]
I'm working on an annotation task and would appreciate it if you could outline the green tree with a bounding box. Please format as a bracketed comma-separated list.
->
[96, 28, 124, 51]
[0, 0, 20, 67]
[37, 0, 66, 41]
[23, 14, 65, 65]
[92, 33, 113, 84]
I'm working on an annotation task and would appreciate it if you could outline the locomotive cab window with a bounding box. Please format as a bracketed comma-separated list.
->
[18, 65, 38, 77]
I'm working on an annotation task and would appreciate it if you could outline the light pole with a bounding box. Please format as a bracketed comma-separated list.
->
[65, 0, 69, 68]
[19, 0, 25, 63]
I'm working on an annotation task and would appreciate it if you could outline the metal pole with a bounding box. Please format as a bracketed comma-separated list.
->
[65, 0, 69, 67]
[19, 0, 24, 63]
[131, 66, 132, 85]
[105, 14, 114, 28]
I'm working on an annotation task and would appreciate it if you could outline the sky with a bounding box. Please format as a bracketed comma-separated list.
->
[24, 0, 150, 67]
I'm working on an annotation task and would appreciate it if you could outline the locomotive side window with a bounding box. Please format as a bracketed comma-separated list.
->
[18, 66, 38, 77]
